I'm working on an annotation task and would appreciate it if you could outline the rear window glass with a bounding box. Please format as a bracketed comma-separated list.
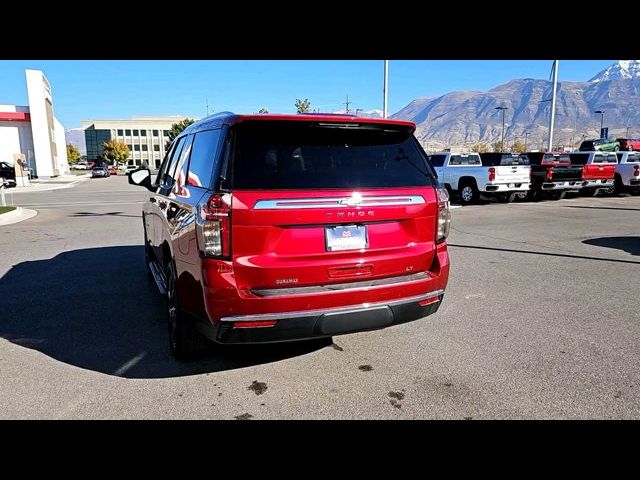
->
[480, 153, 529, 166]
[593, 154, 617, 164]
[626, 153, 640, 163]
[232, 122, 434, 189]
[429, 154, 447, 167]
[186, 129, 224, 188]
[569, 153, 590, 165]
[449, 154, 480, 166]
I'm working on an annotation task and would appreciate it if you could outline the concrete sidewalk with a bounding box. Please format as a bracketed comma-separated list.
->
[9, 175, 90, 194]
[0, 207, 37, 226]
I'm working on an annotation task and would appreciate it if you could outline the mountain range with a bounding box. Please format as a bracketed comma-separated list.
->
[391, 60, 640, 150]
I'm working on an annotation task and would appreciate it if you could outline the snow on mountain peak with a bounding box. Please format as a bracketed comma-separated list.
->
[590, 60, 640, 82]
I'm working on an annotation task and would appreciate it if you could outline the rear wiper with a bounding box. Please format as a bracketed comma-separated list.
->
[394, 148, 430, 179]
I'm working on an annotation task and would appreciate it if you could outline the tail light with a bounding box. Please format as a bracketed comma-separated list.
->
[436, 186, 451, 243]
[196, 193, 231, 258]
[546, 166, 553, 181]
[488, 167, 496, 182]
[634, 165, 640, 177]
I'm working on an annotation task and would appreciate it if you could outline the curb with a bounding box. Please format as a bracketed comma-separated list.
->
[0, 207, 38, 226]
[11, 176, 89, 194]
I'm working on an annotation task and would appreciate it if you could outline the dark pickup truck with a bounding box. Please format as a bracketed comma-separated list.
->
[524, 152, 584, 200]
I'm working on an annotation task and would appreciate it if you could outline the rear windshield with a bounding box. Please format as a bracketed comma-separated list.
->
[480, 153, 529, 166]
[231, 121, 434, 189]
[448, 154, 481, 166]
[592, 154, 617, 164]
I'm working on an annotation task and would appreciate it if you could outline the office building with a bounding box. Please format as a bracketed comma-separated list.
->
[81, 116, 191, 168]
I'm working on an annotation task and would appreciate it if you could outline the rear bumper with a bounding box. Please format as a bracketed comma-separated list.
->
[482, 182, 530, 193]
[541, 180, 583, 190]
[626, 178, 640, 186]
[582, 179, 614, 188]
[214, 290, 444, 344]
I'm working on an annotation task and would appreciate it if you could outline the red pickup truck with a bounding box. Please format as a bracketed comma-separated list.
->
[569, 152, 616, 196]
[616, 138, 640, 151]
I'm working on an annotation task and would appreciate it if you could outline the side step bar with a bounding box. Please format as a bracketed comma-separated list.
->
[148, 259, 168, 295]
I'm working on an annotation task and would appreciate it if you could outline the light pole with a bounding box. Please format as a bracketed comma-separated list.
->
[594, 110, 605, 136]
[524, 132, 530, 151]
[383, 60, 389, 119]
[495, 106, 508, 150]
[627, 126, 631, 138]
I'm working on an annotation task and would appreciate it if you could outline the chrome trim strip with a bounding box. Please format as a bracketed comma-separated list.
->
[251, 272, 430, 297]
[253, 195, 425, 210]
[221, 289, 444, 322]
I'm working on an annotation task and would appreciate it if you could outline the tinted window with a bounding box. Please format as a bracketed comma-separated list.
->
[153, 130, 159, 137]
[187, 129, 224, 188]
[142, 145, 148, 151]
[158, 136, 186, 189]
[133, 129, 139, 136]
[592, 154, 616, 164]
[450, 154, 481, 166]
[429, 154, 447, 167]
[154, 145, 160, 151]
[140, 130, 146, 137]
[481, 153, 529, 166]
[232, 122, 433, 190]
[117, 129, 123, 136]
[626, 153, 640, 163]
[134, 145, 140, 151]
[569, 153, 590, 165]
[125, 129, 131, 136]
[172, 135, 195, 196]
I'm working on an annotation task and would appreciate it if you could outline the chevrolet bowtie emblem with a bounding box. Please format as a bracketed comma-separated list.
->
[340, 193, 363, 206]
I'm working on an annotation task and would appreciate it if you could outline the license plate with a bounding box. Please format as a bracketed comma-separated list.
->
[325, 225, 368, 252]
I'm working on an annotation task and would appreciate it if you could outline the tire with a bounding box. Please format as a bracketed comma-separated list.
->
[495, 192, 514, 203]
[459, 182, 479, 205]
[165, 260, 210, 360]
[614, 146, 620, 152]
[614, 174, 625, 195]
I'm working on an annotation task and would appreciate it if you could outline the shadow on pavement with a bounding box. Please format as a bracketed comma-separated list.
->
[565, 205, 640, 212]
[448, 243, 640, 265]
[70, 212, 141, 218]
[0, 246, 330, 379]
[582, 237, 640, 256]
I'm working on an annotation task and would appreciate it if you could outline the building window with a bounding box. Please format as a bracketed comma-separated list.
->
[142, 144, 148, 151]
[134, 145, 140, 151]
[153, 144, 160, 151]
[117, 129, 124, 136]
[126, 144, 132, 151]
[133, 129, 139, 136]
[153, 130, 159, 137]
[125, 129, 131, 136]
[163, 130, 170, 136]
[140, 130, 147, 137]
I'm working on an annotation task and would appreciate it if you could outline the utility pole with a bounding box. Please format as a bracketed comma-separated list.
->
[627, 126, 631, 138]
[548, 60, 559, 151]
[383, 60, 389, 119]
[343, 94, 352, 114]
[524, 132, 530, 151]
[495, 106, 508, 150]
[594, 110, 605, 135]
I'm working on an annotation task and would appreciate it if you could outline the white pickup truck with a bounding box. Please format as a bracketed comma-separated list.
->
[614, 151, 640, 194]
[428, 152, 531, 204]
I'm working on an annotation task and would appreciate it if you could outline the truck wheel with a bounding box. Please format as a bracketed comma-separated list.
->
[459, 183, 479, 205]
[165, 260, 211, 360]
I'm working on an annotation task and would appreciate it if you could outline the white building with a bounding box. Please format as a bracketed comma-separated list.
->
[0, 69, 69, 178]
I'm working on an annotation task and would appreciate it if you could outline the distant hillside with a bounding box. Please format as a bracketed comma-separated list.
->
[391, 60, 640, 149]
[65, 128, 86, 155]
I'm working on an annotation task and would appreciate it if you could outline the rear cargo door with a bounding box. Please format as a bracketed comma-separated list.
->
[229, 121, 439, 292]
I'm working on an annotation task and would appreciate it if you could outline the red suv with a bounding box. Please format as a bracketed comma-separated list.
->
[129, 113, 450, 359]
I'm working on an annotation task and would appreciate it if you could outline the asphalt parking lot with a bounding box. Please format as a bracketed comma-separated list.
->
[0, 176, 638, 419]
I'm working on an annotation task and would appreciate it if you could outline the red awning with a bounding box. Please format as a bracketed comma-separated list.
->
[0, 112, 31, 122]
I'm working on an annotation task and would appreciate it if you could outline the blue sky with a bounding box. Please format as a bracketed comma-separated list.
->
[0, 60, 615, 128]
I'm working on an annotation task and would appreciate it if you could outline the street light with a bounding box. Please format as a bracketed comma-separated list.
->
[495, 106, 508, 150]
[594, 110, 605, 135]
[524, 131, 531, 151]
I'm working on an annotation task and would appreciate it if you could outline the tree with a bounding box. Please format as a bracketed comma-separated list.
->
[471, 143, 490, 153]
[511, 140, 526, 153]
[168, 118, 196, 143]
[295, 98, 311, 113]
[66, 144, 81, 165]
[258, 108, 269, 114]
[102, 140, 130, 165]
[493, 140, 506, 152]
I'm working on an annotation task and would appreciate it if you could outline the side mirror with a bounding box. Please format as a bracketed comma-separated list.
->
[128, 168, 153, 191]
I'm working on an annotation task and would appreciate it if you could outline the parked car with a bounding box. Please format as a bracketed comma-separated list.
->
[129, 112, 451, 359]
[0, 161, 16, 187]
[524, 152, 584, 200]
[615, 138, 640, 151]
[579, 138, 620, 152]
[614, 151, 640, 194]
[428, 152, 530, 204]
[91, 166, 109, 178]
[87, 162, 96, 169]
[74, 162, 90, 170]
[569, 151, 617, 196]
[107, 165, 117, 175]
[125, 164, 138, 174]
